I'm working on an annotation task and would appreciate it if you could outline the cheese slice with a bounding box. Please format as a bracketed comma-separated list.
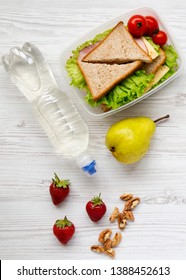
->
[142, 37, 159, 59]
[144, 65, 170, 93]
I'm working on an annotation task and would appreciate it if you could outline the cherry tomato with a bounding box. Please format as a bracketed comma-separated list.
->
[127, 14, 147, 37]
[152, 30, 168, 46]
[145, 16, 159, 36]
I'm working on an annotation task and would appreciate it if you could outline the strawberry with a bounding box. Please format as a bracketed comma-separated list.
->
[86, 194, 107, 222]
[53, 216, 75, 245]
[49, 173, 70, 205]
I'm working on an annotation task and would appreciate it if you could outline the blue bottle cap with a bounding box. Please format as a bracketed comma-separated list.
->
[82, 160, 97, 176]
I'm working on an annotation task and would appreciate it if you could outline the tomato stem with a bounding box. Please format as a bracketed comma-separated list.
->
[137, 22, 142, 28]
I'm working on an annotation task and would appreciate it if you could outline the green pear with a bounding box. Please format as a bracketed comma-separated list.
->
[105, 115, 169, 164]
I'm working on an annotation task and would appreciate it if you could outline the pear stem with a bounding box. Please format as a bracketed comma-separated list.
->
[154, 114, 170, 124]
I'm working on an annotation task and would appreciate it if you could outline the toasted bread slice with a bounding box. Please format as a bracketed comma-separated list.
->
[142, 48, 166, 75]
[82, 21, 152, 64]
[77, 60, 142, 101]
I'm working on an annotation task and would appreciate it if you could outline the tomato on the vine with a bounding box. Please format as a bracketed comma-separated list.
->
[145, 16, 159, 36]
[152, 30, 168, 46]
[127, 14, 147, 37]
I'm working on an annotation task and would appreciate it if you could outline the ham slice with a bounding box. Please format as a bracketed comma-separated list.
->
[78, 42, 100, 61]
[134, 38, 148, 53]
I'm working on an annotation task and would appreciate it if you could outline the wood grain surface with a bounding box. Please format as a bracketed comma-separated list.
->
[0, 0, 186, 260]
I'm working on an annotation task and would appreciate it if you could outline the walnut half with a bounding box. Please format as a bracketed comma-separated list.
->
[111, 232, 122, 247]
[118, 213, 127, 230]
[98, 229, 112, 243]
[120, 193, 133, 201]
[109, 207, 119, 223]
[91, 245, 105, 254]
[104, 248, 115, 258]
[124, 197, 140, 211]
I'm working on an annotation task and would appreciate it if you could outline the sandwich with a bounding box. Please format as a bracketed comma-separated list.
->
[66, 21, 178, 112]
[82, 21, 152, 64]
[77, 60, 142, 101]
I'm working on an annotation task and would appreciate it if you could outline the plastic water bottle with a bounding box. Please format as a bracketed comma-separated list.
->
[2, 42, 97, 176]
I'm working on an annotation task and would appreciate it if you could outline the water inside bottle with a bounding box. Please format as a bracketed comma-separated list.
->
[2, 43, 89, 158]
[33, 92, 89, 157]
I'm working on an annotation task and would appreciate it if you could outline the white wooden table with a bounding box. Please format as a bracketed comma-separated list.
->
[0, 0, 186, 260]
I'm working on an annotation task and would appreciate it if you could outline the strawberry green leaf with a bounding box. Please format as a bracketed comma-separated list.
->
[52, 173, 70, 188]
[91, 193, 103, 206]
[55, 216, 72, 228]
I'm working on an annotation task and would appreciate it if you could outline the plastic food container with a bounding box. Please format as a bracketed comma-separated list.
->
[59, 7, 184, 118]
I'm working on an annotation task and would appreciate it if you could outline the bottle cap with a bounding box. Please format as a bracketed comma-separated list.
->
[76, 152, 97, 176]
[82, 160, 97, 176]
